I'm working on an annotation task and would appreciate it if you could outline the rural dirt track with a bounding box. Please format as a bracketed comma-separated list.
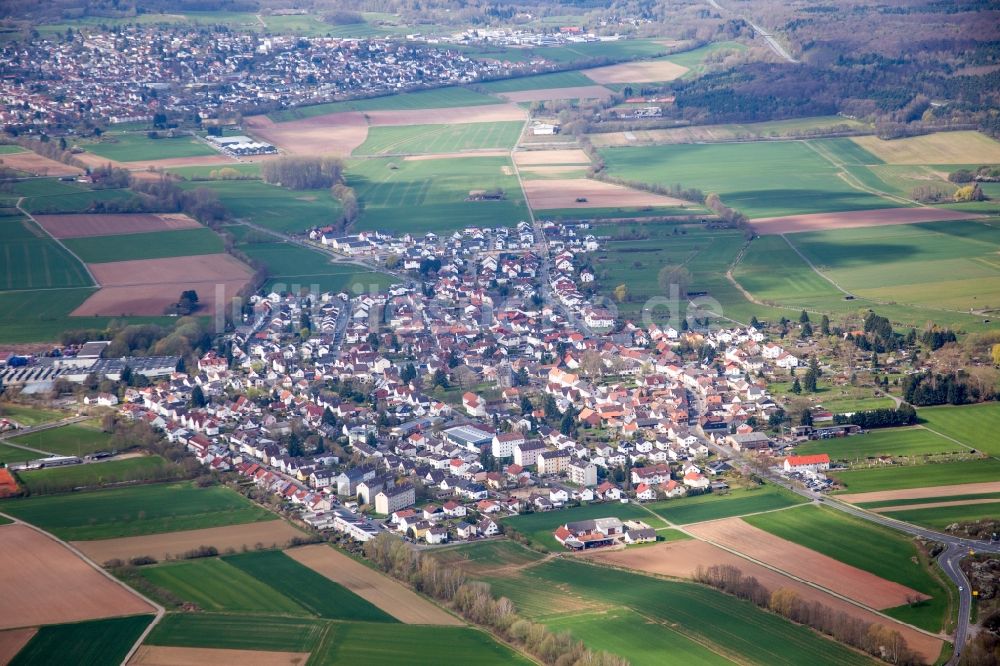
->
[584, 540, 943, 664]
[521, 178, 689, 210]
[498, 86, 613, 103]
[286, 544, 463, 625]
[1, 152, 83, 177]
[751, 207, 982, 235]
[0, 524, 154, 629]
[0, 628, 36, 664]
[836, 481, 1000, 504]
[584, 60, 689, 84]
[34, 213, 201, 239]
[685, 517, 925, 609]
[129, 646, 310, 666]
[72, 521, 305, 563]
[869, 498, 1000, 513]
[73, 254, 253, 317]
[513, 149, 591, 166]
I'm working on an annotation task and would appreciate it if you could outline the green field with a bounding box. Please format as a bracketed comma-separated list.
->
[534, 205, 702, 219]
[735, 235, 848, 312]
[917, 402, 1000, 456]
[430, 540, 545, 574]
[855, 492, 1000, 509]
[347, 156, 527, 232]
[599, 140, 899, 218]
[9, 423, 113, 457]
[0, 482, 275, 540]
[648, 486, 806, 525]
[62, 228, 224, 263]
[311, 622, 533, 665]
[0, 442, 36, 464]
[146, 613, 325, 652]
[479, 70, 595, 93]
[269, 86, 502, 122]
[745, 505, 951, 631]
[17, 456, 172, 494]
[140, 558, 309, 615]
[830, 459, 1000, 495]
[84, 133, 219, 162]
[0, 212, 92, 290]
[20, 187, 140, 215]
[795, 427, 968, 460]
[238, 242, 395, 294]
[10, 615, 153, 666]
[354, 121, 524, 155]
[178, 180, 342, 234]
[502, 501, 669, 550]
[0, 404, 66, 427]
[224, 550, 398, 623]
[0, 144, 26, 154]
[881, 501, 1000, 529]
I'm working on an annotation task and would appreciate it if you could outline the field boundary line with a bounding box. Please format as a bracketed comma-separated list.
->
[919, 425, 1000, 462]
[629, 608, 748, 666]
[15, 197, 100, 288]
[801, 140, 919, 208]
[778, 234, 852, 295]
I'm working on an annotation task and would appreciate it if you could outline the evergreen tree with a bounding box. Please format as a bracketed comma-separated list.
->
[820, 315, 830, 336]
[560, 410, 576, 436]
[790, 377, 802, 394]
[800, 322, 813, 338]
[803, 368, 818, 393]
[799, 310, 810, 324]
[190, 385, 206, 408]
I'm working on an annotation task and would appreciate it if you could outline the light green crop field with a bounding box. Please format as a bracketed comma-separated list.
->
[84, 133, 219, 162]
[479, 70, 595, 93]
[224, 550, 398, 623]
[347, 156, 527, 232]
[535, 205, 702, 220]
[0, 482, 275, 540]
[353, 121, 523, 155]
[0, 442, 36, 464]
[9, 423, 113, 457]
[430, 540, 545, 574]
[787, 220, 1000, 313]
[734, 235, 847, 312]
[0, 213, 92, 290]
[856, 492, 1000, 509]
[269, 86, 502, 122]
[502, 501, 670, 550]
[146, 613, 326, 652]
[745, 505, 951, 632]
[20, 187, 140, 215]
[62, 228, 224, 263]
[830, 459, 1000, 495]
[918, 402, 1000, 456]
[0, 404, 66, 427]
[882, 501, 1000, 529]
[177, 180, 343, 234]
[10, 615, 153, 666]
[534, 39, 670, 64]
[140, 558, 308, 615]
[598, 140, 899, 218]
[237, 241, 395, 295]
[648, 486, 806, 525]
[17, 456, 171, 495]
[795, 427, 968, 459]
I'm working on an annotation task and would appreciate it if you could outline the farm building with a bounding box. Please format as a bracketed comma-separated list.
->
[784, 453, 831, 473]
[531, 122, 560, 136]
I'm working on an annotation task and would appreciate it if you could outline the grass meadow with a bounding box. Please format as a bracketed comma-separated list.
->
[269, 86, 502, 122]
[20, 187, 139, 215]
[0, 481, 275, 540]
[10, 615, 153, 666]
[648, 486, 806, 525]
[795, 427, 970, 459]
[0, 403, 66, 427]
[177, 180, 343, 234]
[62, 228, 223, 263]
[84, 133, 219, 162]
[430, 540, 544, 574]
[479, 70, 595, 93]
[917, 402, 1000, 456]
[9, 423, 113, 457]
[0, 442, 37, 464]
[829, 459, 1000, 495]
[16, 456, 171, 494]
[744, 505, 951, 632]
[0, 211, 92, 290]
[353, 121, 523, 155]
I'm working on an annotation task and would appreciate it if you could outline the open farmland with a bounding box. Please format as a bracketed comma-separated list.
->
[146, 613, 325, 653]
[734, 235, 847, 312]
[745, 505, 952, 632]
[84, 133, 219, 163]
[502, 501, 671, 550]
[496, 86, 613, 103]
[430, 540, 544, 575]
[245, 112, 368, 157]
[795, 427, 968, 459]
[224, 550, 398, 623]
[588, 116, 871, 147]
[0, 211, 92, 290]
[237, 242, 394, 295]
[851, 130, 1000, 164]
[63, 227, 224, 263]
[830, 459, 1000, 495]
[267, 86, 504, 121]
[917, 402, 1000, 455]
[478, 70, 595, 92]
[33, 213, 201, 239]
[0, 404, 66, 427]
[0, 150, 83, 177]
[0, 524, 153, 629]
[521, 178, 692, 211]
[346, 155, 527, 233]
[598, 141, 899, 218]
[129, 646, 311, 666]
[9, 615, 152, 666]
[73, 520, 306, 563]
[880, 501, 1000, 529]
[750, 207, 981, 235]
[584, 57, 689, 84]
[838, 481, 1000, 505]
[0, 629, 35, 665]
[286, 544, 462, 625]
[9, 422, 113, 457]
[19, 186, 141, 215]
[17, 455, 171, 494]
[648, 486, 806, 525]
[0, 482, 275, 540]
[177, 179, 343, 234]
[354, 121, 523, 155]
[513, 149, 591, 166]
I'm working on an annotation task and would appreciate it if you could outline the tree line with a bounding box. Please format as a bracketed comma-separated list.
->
[833, 404, 917, 429]
[902, 371, 995, 406]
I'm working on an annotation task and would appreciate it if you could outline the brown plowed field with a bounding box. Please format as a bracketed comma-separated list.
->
[245, 112, 368, 157]
[519, 165, 588, 174]
[129, 646, 310, 666]
[34, 213, 201, 239]
[0, 628, 36, 664]
[365, 103, 526, 126]
[72, 520, 304, 563]
[72, 254, 253, 317]
[585, 60, 689, 84]
[1, 152, 83, 177]
[513, 149, 591, 166]
[286, 544, 463, 625]
[870, 497, 1000, 513]
[523, 178, 688, 210]
[0, 524, 153, 630]
[498, 86, 613, 103]
[76, 152, 236, 171]
[837, 481, 1000, 504]
[585, 540, 943, 664]
[686, 518, 925, 609]
[752, 207, 981, 234]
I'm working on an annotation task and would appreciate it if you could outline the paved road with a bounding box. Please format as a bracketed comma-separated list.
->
[703, 0, 798, 63]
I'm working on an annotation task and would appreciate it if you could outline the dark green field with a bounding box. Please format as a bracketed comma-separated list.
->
[830, 459, 1000, 495]
[10, 615, 152, 666]
[178, 179, 343, 234]
[795, 427, 966, 459]
[0, 482, 275, 540]
[84, 133, 219, 162]
[224, 550, 398, 622]
[237, 241, 395, 295]
[0, 442, 37, 464]
[855, 492, 1000, 509]
[62, 228, 224, 263]
[269, 86, 502, 122]
[648, 486, 806, 525]
[20, 188, 139, 215]
[917, 402, 1000, 456]
[9, 423, 113, 457]
[479, 70, 594, 93]
[0, 212, 91, 290]
[17, 456, 171, 495]
[881, 502, 1000, 529]
[146, 613, 326, 652]
[502, 501, 670, 550]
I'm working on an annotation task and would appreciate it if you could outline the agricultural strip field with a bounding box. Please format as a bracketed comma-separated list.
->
[478, 70, 595, 93]
[587, 116, 871, 147]
[521, 178, 691, 211]
[502, 501, 671, 551]
[0, 482, 276, 540]
[237, 242, 395, 295]
[33, 212, 201, 238]
[146, 613, 326, 653]
[430, 540, 545, 575]
[598, 140, 899, 218]
[648, 485, 806, 525]
[346, 155, 527, 233]
[0, 211, 92, 290]
[829, 459, 1000, 495]
[353, 121, 524, 155]
[0, 151, 83, 177]
[9, 615, 153, 666]
[8, 422, 113, 457]
[0, 524, 154, 629]
[287, 544, 462, 625]
[836, 481, 1000, 505]
[129, 646, 310, 666]
[505, 558, 875, 666]
[177, 179, 343, 234]
[744, 505, 952, 632]
[224, 550, 398, 623]
[73, 520, 307, 563]
[16, 456, 171, 495]
[268, 86, 504, 122]
[794, 427, 968, 459]
[855, 491, 1000, 510]
[84, 133, 219, 162]
[750, 207, 981, 235]
[584, 57, 690, 84]
[496, 86, 613, 103]
[879, 502, 1000, 529]
[62, 228, 224, 263]
[734, 235, 847, 313]
[917, 402, 1000, 456]
[513, 149, 591, 166]
[851, 131, 1000, 165]
[19, 187, 141, 215]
